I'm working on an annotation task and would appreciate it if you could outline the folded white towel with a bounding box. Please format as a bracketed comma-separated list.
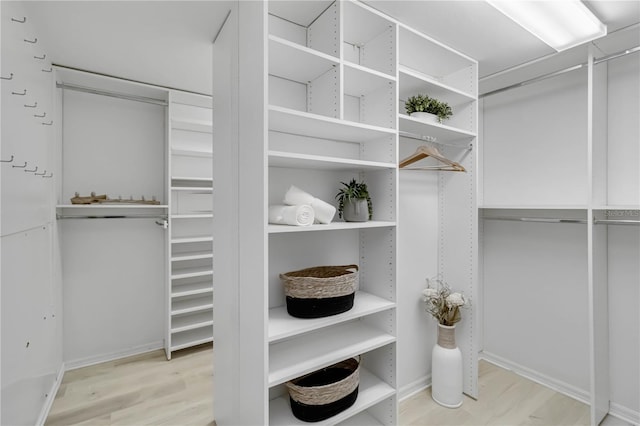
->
[283, 185, 336, 224]
[268, 204, 315, 226]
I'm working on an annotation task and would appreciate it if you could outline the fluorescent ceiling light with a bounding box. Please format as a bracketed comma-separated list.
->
[487, 0, 607, 52]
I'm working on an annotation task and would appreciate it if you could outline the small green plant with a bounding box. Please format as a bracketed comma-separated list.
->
[405, 94, 453, 123]
[335, 179, 373, 220]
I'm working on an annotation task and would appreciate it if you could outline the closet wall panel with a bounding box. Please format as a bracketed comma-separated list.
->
[482, 220, 590, 395]
[61, 219, 165, 365]
[482, 71, 588, 207]
[607, 226, 640, 414]
[606, 54, 639, 206]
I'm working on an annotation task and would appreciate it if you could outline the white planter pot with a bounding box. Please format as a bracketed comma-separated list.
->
[410, 111, 440, 124]
[431, 323, 463, 408]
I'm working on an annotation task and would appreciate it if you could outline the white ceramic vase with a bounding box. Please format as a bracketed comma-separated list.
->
[431, 323, 463, 408]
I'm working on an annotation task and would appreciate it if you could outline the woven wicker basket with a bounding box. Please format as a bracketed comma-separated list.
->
[280, 265, 358, 318]
[286, 357, 360, 422]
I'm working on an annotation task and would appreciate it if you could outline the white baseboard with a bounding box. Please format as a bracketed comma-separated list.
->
[36, 362, 65, 426]
[480, 351, 590, 405]
[399, 374, 431, 401]
[65, 340, 164, 371]
[609, 402, 640, 426]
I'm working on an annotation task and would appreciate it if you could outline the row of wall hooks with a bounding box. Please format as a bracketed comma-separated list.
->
[2, 156, 53, 177]
[12, 16, 26, 23]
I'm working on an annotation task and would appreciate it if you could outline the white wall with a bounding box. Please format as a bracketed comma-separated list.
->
[1, 2, 62, 424]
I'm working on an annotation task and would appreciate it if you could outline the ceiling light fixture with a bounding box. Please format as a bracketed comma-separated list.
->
[487, 0, 607, 52]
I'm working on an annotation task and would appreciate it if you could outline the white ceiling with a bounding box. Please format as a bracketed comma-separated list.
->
[21, 1, 640, 96]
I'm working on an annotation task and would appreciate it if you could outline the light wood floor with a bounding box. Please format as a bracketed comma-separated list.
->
[46, 345, 626, 425]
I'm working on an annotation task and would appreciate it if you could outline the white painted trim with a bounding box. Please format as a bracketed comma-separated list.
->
[36, 363, 65, 426]
[64, 340, 164, 371]
[399, 374, 431, 401]
[609, 403, 640, 426]
[480, 352, 591, 406]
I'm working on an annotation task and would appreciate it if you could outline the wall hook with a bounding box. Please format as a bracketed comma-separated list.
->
[25, 165, 38, 173]
[24, 37, 37, 44]
[1, 73, 13, 80]
[42, 121, 53, 126]
[42, 172, 53, 178]
[11, 17, 26, 23]
[12, 89, 27, 96]
[1, 155, 14, 163]
[12, 161, 27, 169]
[34, 112, 46, 118]
[34, 54, 46, 60]
[35, 169, 46, 176]
[42, 68, 52, 73]
[24, 102, 37, 108]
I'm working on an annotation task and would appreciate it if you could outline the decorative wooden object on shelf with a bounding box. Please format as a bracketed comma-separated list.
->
[70, 192, 160, 205]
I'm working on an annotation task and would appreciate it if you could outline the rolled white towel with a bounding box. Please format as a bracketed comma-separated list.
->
[268, 204, 315, 226]
[283, 185, 336, 224]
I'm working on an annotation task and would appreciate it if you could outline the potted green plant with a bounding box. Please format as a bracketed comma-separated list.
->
[335, 179, 373, 222]
[405, 94, 453, 124]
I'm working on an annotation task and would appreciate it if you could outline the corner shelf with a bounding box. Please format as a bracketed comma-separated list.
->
[269, 368, 395, 426]
[269, 35, 339, 83]
[269, 106, 395, 143]
[269, 291, 395, 343]
[269, 321, 395, 386]
[268, 151, 395, 171]
[399, 65, 475, 106]
[399, 115, 475, 144]
[268, 221, 396, 234]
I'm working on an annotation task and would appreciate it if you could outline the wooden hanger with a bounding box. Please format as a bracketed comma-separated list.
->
[399, 145, 466, 172]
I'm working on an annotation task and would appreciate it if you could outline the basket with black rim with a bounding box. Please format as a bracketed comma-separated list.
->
[286, 357, 360, 422]
[280, 264, 358, 318]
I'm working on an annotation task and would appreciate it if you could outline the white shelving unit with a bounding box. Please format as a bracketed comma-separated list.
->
[166, 91, 213, 359]
[213, 0, 480, 422]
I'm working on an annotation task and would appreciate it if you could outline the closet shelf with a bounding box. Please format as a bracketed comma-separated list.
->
[269, 35, 339, 83]
[171, 296, 213, 316]
[171, 251, 213, 262]
[171, 236, 213, 244]
[269, 105, 395, 143]
[399, 65, 475, 106]
[343, 62, 396, 98]
[269, 291, 395, 343]
[268, 220, 396, 234]
[171, 148, 213, 158]
[171, 311, 213, 334]
[171, 213, 213, 219]
[269, 368, 395, 426]
[171, 280, 212, 298]
[399, 115, 475, 144]
[171, 177, 213, 183]
[592, 205, 640, 211]
[269, 321, 395, 386]
[268, 151, 396, 171]
[170, 327, 213, 351]
[171, 118, 213, 133]
[171, 186, 213, 192]
[171, 266, 213, 280]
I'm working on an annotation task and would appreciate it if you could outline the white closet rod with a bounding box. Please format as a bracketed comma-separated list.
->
[399, 130, 473, 150]
[483, 216, 587, 224]
[56, 82, 168, 106]
[480, 45, 640, 98]
[594, 219, 640, 226]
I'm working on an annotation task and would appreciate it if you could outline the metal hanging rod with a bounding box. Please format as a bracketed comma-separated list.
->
[399, 130, 473, 150]
[483, 216, 587, 224]
[594, 219, 640, 226]
[480, 45, 640, 98]
[56, 82, 168, 106]
[57, 214, 168, 220]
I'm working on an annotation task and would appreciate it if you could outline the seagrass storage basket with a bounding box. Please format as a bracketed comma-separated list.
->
[280, 264, 358, 318]
[286, 357, 360, 422]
